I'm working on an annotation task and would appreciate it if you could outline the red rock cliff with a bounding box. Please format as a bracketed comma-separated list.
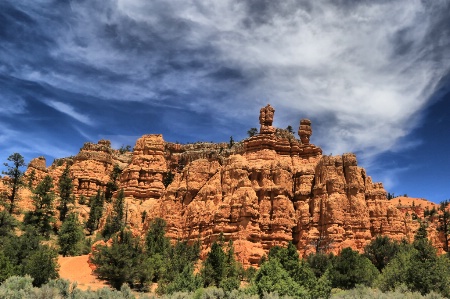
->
[22, 104, 439, 266]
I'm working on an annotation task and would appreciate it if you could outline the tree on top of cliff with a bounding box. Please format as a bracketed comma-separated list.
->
[2, 153, 26, 214]
[58, 164, 74, 222]
[247, 127, 258, 137]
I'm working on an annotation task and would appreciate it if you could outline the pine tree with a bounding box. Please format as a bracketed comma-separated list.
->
[58, 164, 74, 222]
[102, 188, 125, 239]
[247, 128, 258, 137]
[24, 175, 55, 238]
[2, 153, 26, 214]
[201, 240, 226, 287]
[91, 230, 144, 289]
[145, 218, 170, 256]
[58, 213, 85, 256]
[438, 200, 450, 252]
[105, 164, 122, 202]
[27, 169, 36, 189]
[364, 235, 400, 271]
[85, 190, 104, 235]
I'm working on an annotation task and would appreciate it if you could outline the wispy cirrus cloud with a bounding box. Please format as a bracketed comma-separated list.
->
[45, 100, 94, 126]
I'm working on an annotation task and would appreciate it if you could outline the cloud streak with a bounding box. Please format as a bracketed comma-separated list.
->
[45, 100, 94, 126]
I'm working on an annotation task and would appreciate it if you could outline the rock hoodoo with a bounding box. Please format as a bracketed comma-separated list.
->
[22, 104, 440, 266]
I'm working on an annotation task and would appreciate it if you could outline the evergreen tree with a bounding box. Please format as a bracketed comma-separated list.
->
[58, 213, 85, 256]
[0, 250, 14, 283]
[247, 127, 258, 137]
[58, 164, 74, 222]
[329, 247, 379, 289]
[229, 136, 234, 148]
[91, 230, 144, 289]
[268, 242, 318, 293]
[0, 210, 17, 237]
[0, 227, 59, 286]
[252, 259, 307, 298]
[145, 218, 170, 257]
[438, 200, 450, 252]
[157, 239, 201, 294]
[105, 164, 122, 202]
[24, 175, 55, 238]
[364, 235, 400, 271]
[415, 221, 428, 242]
[102, 188, 125, 239]
[23, 246, 59, 287]
[286, 125, 293, 133]
[163, 171, 174, 188]
[2, 153, 26, 214]
[201, 240, 226, 288]
[85, 189, 104, 235]
[306, 252, 333, 278]
[27, 169, 36, 189]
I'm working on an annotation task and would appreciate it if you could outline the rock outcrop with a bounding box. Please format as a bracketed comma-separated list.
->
[22, 104, 440, 266]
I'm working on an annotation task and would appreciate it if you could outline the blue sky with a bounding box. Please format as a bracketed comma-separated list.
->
[1, 0, 449, 203]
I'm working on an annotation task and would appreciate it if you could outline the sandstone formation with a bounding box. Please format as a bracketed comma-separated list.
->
[21, 104, 441, 266]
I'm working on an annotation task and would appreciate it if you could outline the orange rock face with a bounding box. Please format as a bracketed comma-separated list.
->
[22, 104, 441, 266]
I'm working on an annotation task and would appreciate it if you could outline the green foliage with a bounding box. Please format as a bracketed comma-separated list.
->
[2, 153, 26, 214]
[24, 175, 56, 238]
[102, 189, 125, 239]
[23, 245, 59, 286]
[105, 164, 122, 202]
[286, 125, 293, 133]
[200, 238, 241, 293]
[58, 212, 85, 256]
[437, 200, 450, 252]
[145, 218, 170, 257]
[329, 247, 379, 289]
[252, 258, 307, 298]
[247, 128, 258, 137]
[376, 239, 450, 297]
[268, 242, 318, 292]
[78, 195, 87, 205]
[0, 250, 15, 283]
[331, 284, 446, 299]
[306, 252, 333, 278]
[91, 230, 145, 290]
[86, 189, 105, 235]
[364, 235, 400, 271]
[119, 145, 132, 154]
[163, 171, 175, 188]
[0, 275, 35, 299]
[229, 136, 234, 149]
[0, 209, 17, 237]
[58, 164, 74, 222]
[27, 169, 36, 189]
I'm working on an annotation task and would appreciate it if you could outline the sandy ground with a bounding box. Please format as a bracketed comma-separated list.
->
[58, 255, 109, 290]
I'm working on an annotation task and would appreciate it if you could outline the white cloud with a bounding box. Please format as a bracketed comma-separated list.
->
[6, 0, 450, 165]
[45, 100, 94, 126]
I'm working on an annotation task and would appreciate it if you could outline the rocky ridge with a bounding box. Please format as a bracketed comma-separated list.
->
[21, 104, 441, 266]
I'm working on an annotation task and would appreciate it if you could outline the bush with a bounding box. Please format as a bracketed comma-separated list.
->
[329, 247, 379, 289]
